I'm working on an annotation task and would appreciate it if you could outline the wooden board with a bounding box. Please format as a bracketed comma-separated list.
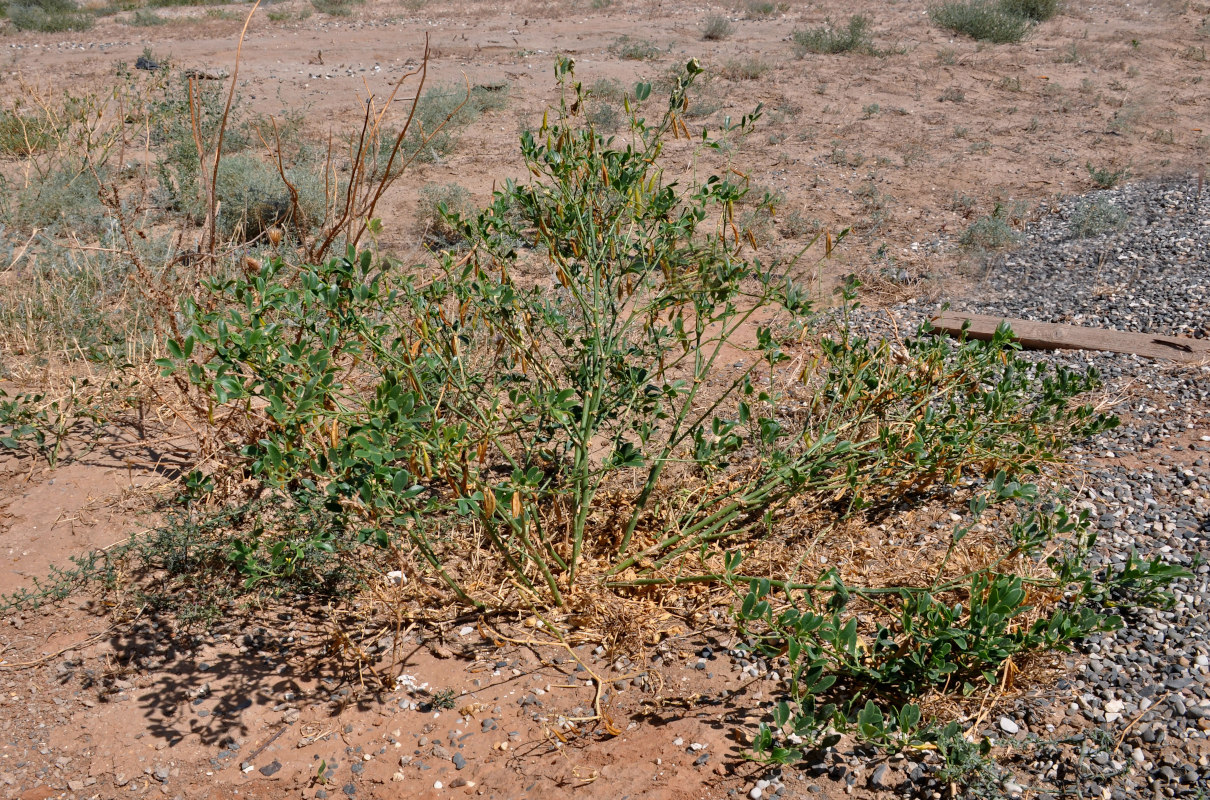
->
[929, 312, 1210, 363]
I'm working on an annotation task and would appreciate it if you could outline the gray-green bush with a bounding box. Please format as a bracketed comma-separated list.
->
[792, 15, 875, 56]
[929, 1, 1032, 43]
[7, 0, 93, 32]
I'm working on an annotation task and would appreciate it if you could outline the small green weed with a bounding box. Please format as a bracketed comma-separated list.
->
[792, 15, 876, 56]
[430, 689, 458, 710]
[1086, 162, 1128, 188]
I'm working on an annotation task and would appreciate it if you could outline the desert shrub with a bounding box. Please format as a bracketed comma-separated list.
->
[167, 59, 1125, 614]
[128, 9, 166, 25]
[792, 15, 875, 56]
[999, 0, 1060, 21]
[611, 35, 662, 60]
[744, 1, 783, 18]
[310, 0, 362, 15]
[213, 155, 325, 241]
[371, 81, 509, 171]
[1068, 196, 1126, 238]
[960, 203, 1019, 249]
[7, 0, 93, 31]
[1, 165, 106, 236]
[720, 58, 770, 80]
[701, 14, 734, 40]
[929, 1, 1032, 43]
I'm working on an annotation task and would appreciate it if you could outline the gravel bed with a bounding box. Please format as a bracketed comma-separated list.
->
[842, 173, 1210, 798]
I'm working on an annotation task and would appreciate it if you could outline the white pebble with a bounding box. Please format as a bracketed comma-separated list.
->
[749, 789, 763, 800]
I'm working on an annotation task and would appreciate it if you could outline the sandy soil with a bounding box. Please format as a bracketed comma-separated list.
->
[1, 0, 1209, 798]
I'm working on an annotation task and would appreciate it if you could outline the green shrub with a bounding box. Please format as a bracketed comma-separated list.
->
[929, 1, 1032, 43]
[792, 15, 875, 56]
[7, 0, 93, 31]
[960, 203, 1019, 249]
[1086, 162, 1128, 188]
[701, 14, 734, 41]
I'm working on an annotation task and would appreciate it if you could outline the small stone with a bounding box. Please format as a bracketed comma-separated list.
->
[452, 752, 467, 770]
[749, 789, 763, 800]
[998, 717, 1020, 735]
[870, 764, 890, 788]
[259, 760, 282, 777]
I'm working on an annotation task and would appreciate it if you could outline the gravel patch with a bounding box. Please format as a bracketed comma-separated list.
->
[887, 173, 1209, 797]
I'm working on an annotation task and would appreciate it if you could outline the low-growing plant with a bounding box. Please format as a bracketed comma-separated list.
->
[1086, 161, 1128, 188]
[611, 36, 662, 61]
[929, 1, 1032, 44]
[792, 15, 876, 56]
[701, 13, 734, 41]
[720, 58, 770, 81]
[743, 0, 783, 18]
[1068, 196, 1126, 238]
[310, 0, 362, 15]
[128, 8, 167, 25]
[960, 202, 1019, 249]
[7, 0, 94, 32]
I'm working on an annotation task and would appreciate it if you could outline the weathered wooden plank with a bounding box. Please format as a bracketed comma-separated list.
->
[929, 312, 1210, 363]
